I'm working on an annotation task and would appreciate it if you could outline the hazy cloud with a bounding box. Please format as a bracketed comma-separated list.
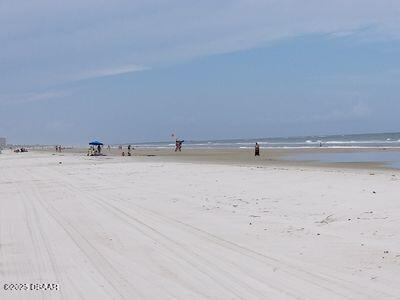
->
[73, 64, 147, 81]
[305, 102, 372, 122]
[1, 1, 400, 91]
[0, 90, 68, 104]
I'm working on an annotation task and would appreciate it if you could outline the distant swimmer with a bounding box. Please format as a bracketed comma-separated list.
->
[255, 142, 260, 156]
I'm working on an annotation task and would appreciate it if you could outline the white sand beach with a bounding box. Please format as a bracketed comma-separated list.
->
[1, 150, 400, 299]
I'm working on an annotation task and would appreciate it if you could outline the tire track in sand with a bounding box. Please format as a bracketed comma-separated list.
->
[44, 165, 386, 300]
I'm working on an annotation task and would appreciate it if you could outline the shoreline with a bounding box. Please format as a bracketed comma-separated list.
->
[33, 147, 400, 171]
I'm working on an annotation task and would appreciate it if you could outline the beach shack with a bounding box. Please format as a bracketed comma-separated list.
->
[88, 140, 104, 156]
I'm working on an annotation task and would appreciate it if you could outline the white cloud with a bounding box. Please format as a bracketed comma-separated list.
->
[73, 64, 147, 81]
[310, 102, 372, 122]
[1, 0, 400, 91]
[352, 102, 372, 118]
[0, 90, 67, 104]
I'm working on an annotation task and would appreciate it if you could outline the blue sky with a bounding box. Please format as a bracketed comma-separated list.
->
[1, 1, 400, 145]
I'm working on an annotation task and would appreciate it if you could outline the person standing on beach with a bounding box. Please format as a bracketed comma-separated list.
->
[255, 142, 260, 156]
[175, 139, 184, 152]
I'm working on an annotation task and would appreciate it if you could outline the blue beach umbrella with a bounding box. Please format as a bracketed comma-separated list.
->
[89, 141, 104, 146]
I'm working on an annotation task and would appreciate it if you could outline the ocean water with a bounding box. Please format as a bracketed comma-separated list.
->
[287, 151, 400, 169]
[129, 132, 400, 168]
[131, 132, 400, 150]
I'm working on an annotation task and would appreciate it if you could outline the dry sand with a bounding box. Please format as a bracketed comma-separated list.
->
[1, 150, 400, 299]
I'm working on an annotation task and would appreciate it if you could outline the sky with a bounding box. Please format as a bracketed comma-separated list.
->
[1, 0, 400, 145]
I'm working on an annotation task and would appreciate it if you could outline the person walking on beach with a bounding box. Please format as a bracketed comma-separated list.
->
[175, 139, 184, 152]
[175, 140, 179, 152]
[255, 142, 260, 156]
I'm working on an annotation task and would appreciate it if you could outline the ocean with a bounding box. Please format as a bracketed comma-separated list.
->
[129, 132, 400, 169]
[131, 132, 400, 150]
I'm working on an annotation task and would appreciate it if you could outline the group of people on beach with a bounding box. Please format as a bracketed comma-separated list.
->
[83, 139, 261, 157]
[14, 147, 28, 153]
[87, 145, 102, 156]
[55, 145, 62, 152]
[122, 145, 134, 156]
[173, 139, 260, 157]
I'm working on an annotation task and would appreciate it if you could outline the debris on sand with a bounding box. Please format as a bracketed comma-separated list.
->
[316, 214, 335, 225]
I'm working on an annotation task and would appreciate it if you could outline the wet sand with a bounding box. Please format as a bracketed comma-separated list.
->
[40, 147, 400, 170]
